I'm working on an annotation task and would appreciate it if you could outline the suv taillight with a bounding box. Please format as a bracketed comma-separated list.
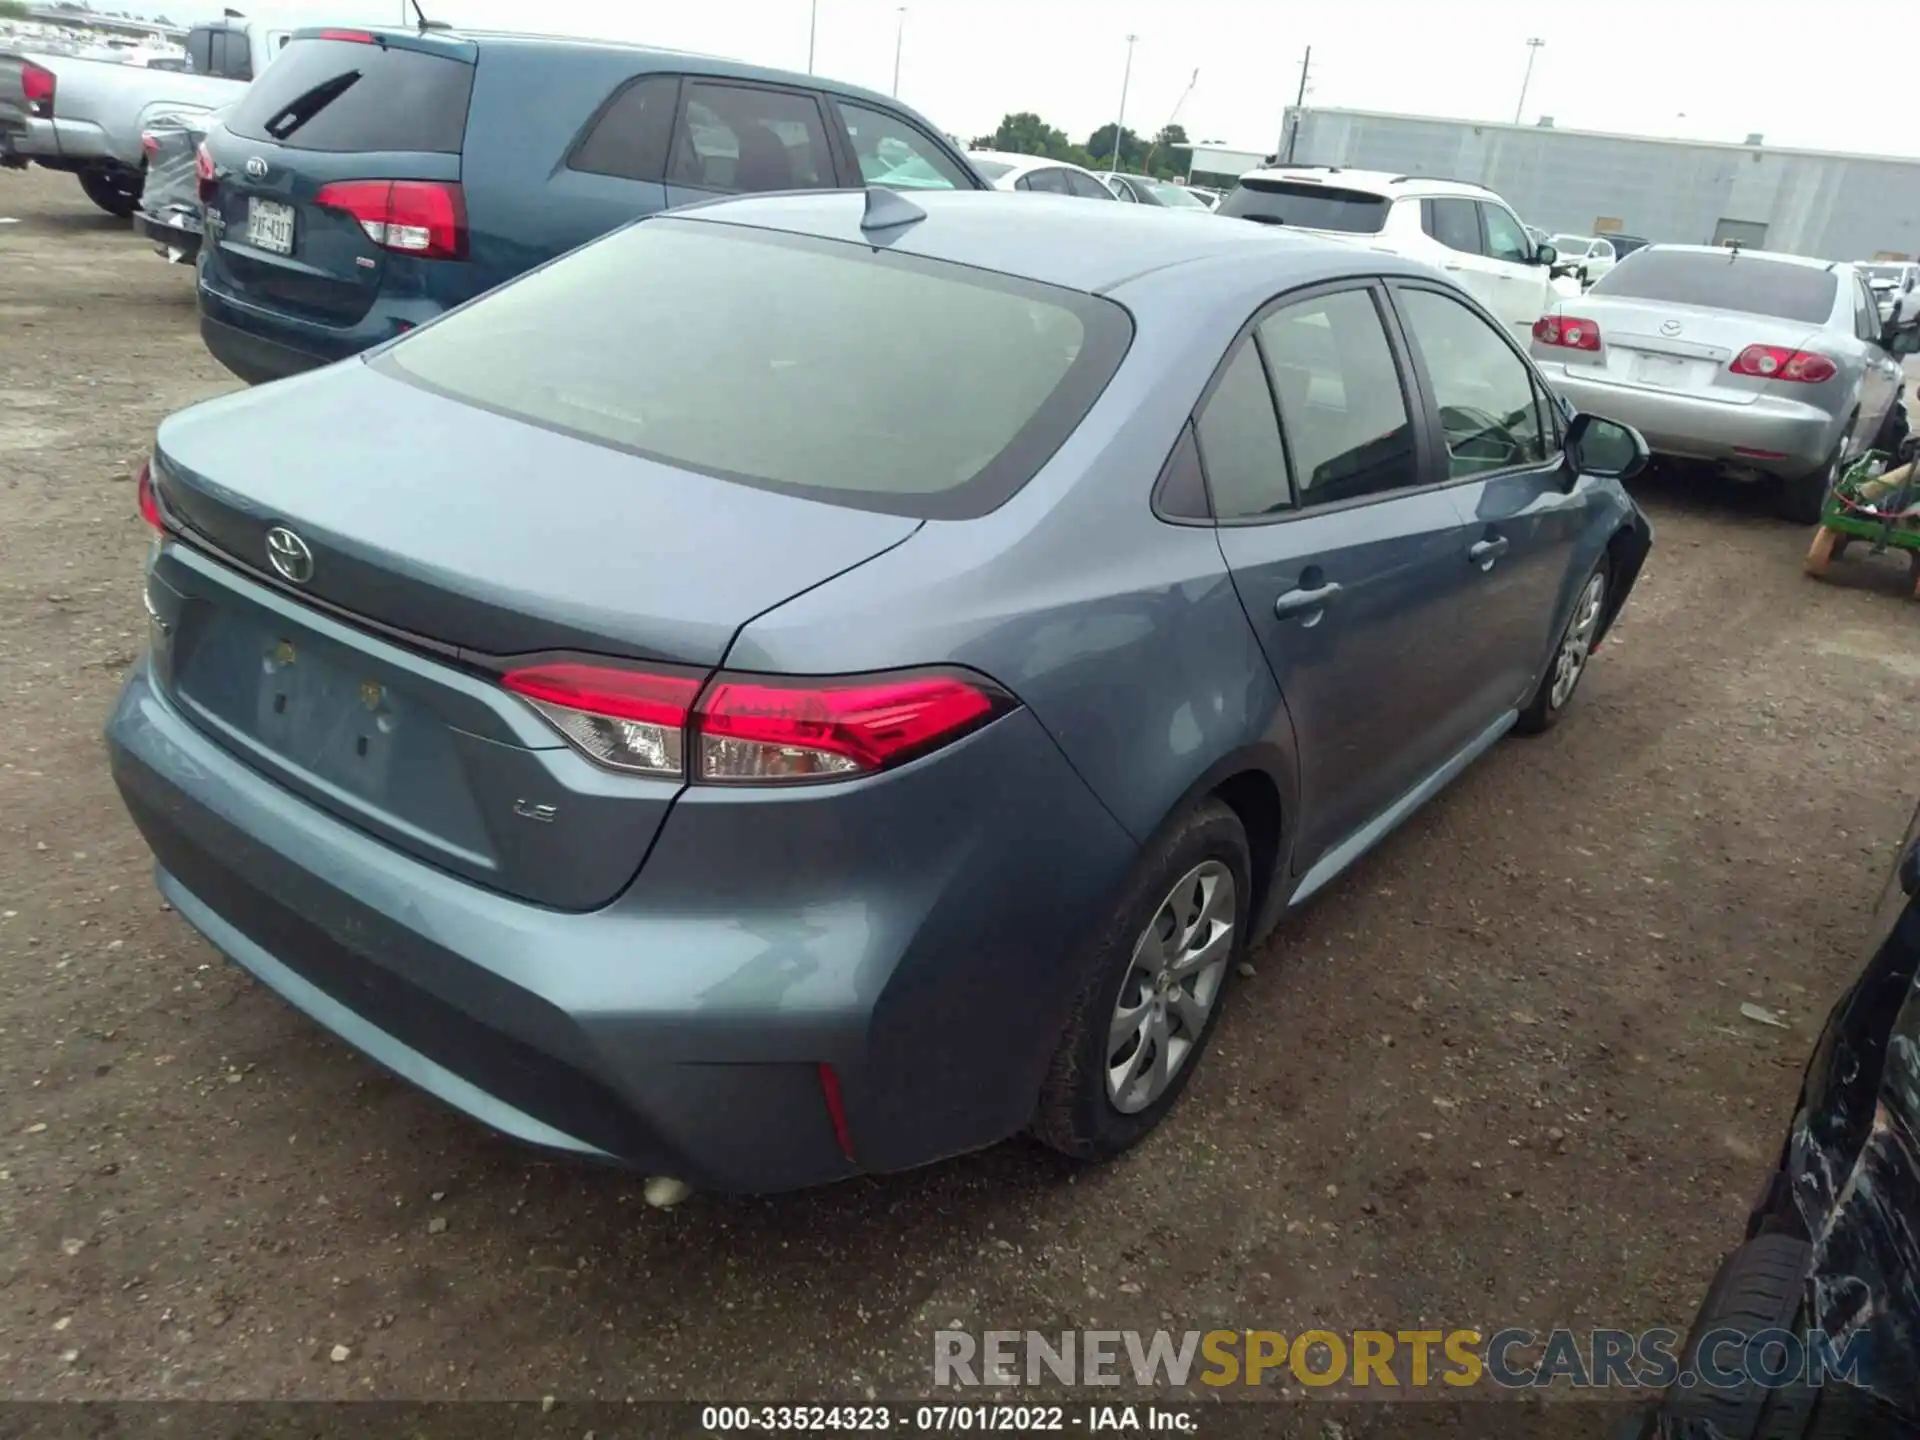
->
[502, 663, 1014, 784]
[1730, 344, 1836, 383]
[195, 140, 215, 202]
[314, 179, 466, 260]
[21, 61, 54, 118]
[1532, 314, 1601, 351]
[140, 131, 161, 160]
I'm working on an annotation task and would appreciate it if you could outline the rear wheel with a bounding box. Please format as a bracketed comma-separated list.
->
[1777, 444, 1843, 526]
[78, 168, 140, 219]
[1871, 398, 1908, 455]
[1032, 799, 1250, 1161]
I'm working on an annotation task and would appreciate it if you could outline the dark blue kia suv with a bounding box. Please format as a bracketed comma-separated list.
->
[195, 27, 986, 383]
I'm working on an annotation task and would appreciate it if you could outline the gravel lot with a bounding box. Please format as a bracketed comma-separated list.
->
[4, 165, 1919, 1407]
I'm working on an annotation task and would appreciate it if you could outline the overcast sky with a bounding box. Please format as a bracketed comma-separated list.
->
[146, 0, 1898, 160]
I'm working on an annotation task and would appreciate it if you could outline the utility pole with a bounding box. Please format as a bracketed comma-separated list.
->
[1281, 45, 1310, 163]
[891, 7, 905, 96]
[1111, 33, 1139, 171]
[1514, 37, 1544, 124]
[807, 0, 817, 72]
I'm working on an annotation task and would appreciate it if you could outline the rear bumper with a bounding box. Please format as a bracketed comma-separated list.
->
[197, 264, 448, 385]
[105, 655, 1136, 1192]
[137, 207, 201, 262]
[1537, 361, 1843, 477]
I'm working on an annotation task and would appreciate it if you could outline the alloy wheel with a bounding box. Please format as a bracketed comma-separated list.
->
[1106, 860, 1235, 1115]
[1549, 570, 1608, 711]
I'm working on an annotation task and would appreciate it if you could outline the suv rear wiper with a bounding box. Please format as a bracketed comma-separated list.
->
[263, 71, 360, 141]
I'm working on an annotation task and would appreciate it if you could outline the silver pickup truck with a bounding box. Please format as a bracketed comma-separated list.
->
[0, 17, 294, 216]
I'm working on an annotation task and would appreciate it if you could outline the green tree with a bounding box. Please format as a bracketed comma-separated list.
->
[0, 0, 31, 18]
[1084, 123, 1147, 171]
[972, 112, 1073, 160]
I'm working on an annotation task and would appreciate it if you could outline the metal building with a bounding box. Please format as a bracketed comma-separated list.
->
[1278, 106, 1920, 261]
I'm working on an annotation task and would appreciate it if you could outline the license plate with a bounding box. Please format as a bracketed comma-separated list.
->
[256, 640, 399, 795]
[1632, 352, 1695, 388]
[244, 197, 295, 255]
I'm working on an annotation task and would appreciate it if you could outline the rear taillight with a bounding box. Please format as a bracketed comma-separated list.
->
[1730, 344, 1836, 384]
[1532, 314, 1602, 351]
[314, 179, 467, 260]
[21, 61, 54, 118]
[195, 140, 215, 202]
[501, 663, 1014, 784]
[136, 460, 162, 530]
[140, 131, 161, 161]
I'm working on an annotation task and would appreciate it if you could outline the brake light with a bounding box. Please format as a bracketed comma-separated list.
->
[314, 179, 467, 260]
[500, 663, 1014, 783]
[136, 461, 162, 530]
[21, 61, 54, 118]
[318, 28, 376, 42]
[1532, 314, 1601, 351]
[195, 140, 215, 201]
[1730, 344, 1836, 383]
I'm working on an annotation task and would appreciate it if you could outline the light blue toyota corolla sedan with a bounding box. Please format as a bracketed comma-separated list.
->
[107, 189, 1653, 1194]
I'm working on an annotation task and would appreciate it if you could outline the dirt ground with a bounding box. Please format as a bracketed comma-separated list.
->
[3, 164, 1919, 1407]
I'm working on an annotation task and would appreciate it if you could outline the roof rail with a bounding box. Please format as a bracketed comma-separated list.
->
[1388, 174, 1488, 189]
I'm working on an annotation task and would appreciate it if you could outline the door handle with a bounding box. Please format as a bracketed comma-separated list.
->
[1443, 263, 1464, 272]
[1273, 581, 1343, 620]
[1469, 535, 1510, 570]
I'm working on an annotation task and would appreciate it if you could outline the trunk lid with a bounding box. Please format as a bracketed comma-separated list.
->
[147, 361, 922, 910]
[1558, 296, 1825, 406]
[202, 31, 475, 326]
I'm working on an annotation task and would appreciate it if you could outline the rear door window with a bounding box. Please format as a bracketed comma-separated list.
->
[834, 99, 971, 190]
[1258, 288, 1418, 507]
[224, 37, 473, 153]
[378, 219, 1132, 520]
[1423, 198, 1483, 255]
[570, 74, 678, 182]
[1591, 249, 1840, 323]
[668, 82, 836, 193]
[1063, 169, 1113, 201]
[1218, 178, 1389, 233]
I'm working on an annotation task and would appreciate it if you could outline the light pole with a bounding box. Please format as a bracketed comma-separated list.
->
[807, 0, 817, 72]
[891, 7, 906, 97]
[1111, 33, 1139, 172]
[1514, 37, 1544, 124]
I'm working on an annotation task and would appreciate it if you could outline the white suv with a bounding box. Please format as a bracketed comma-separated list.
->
[1217, 166, 1561, 344]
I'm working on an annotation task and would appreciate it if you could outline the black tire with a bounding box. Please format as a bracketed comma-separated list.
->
[1031, 799, 1251, 1161]
[1777, 443, 1844, 525]
[1870, 399, 1908, 456]
[78, 168, 140, 219]
[1516, 554, 1611, 735]
[1658, 1234, 1811, 1439]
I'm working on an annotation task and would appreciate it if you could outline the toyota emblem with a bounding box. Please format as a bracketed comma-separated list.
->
[265, 526, 314, 584]
[244, 156, 268, 180]
[1659, 320, 1683, 336]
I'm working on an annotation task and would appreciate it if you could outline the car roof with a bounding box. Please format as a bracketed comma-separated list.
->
[668, 188, 1427, 296]
[967, 150, 1099, 177]
[1236, 165, 1496, 200]
[335, 26, 920, 113]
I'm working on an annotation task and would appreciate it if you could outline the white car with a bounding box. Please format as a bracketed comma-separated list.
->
[1550, 234, 1618, 287]
[1216, 166, 1560, 344]
[965, 150, 1118, 202]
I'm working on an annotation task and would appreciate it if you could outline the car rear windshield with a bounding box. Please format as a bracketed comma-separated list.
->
[1218, 178, 1390, 233]
[224, 38, 473, 153]
[1590, 250, 1838, 323]
[376, 217, 1133, 520]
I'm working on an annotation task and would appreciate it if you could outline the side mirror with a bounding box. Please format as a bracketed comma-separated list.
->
[1566, 411, 1649, 483]
[1534, 242, 1558, 267]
